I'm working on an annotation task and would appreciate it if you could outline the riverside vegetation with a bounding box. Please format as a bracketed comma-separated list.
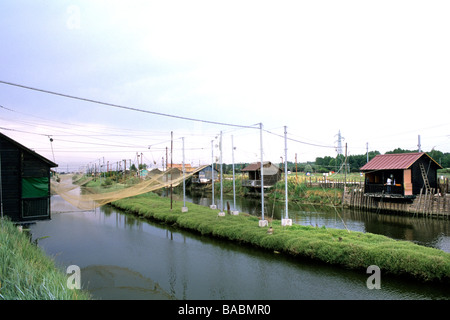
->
[214, 175, 344, 205]
[82, 173, 346, 206]
[112, 192, 450, 284]
[80, 174, 450, 283]
[0, 219, 91, 300]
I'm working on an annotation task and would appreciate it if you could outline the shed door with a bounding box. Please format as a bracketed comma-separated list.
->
[404, 169, 413, 196]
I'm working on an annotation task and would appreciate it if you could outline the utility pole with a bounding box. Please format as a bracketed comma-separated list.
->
[343, 143, 348, 206]
[165, 146, 168, 199]
[181, 137, 188, 212]
[170, 131, 173, 210]
[123, 159, 126, 180]
[210, 140, 216, 209]
[335, 130, 345, 169]
[259, 123, 267, 227]
[282, 126, 292, 226]
[218, 131, 224, 215]
[231, 135, 238, 215]
[136, 152, 140, 179]
[335, 130, 344, 156]
[366, 142, 369, 163]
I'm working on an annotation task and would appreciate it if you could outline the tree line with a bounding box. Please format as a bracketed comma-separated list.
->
[216, 148, 450, 175]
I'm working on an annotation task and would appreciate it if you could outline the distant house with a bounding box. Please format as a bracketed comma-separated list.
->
[191, 165, 218, 184]
[0, 132, 58, 222]
[139, 169, 149, 178]
[147, 168, 162, 178]
[360, 152, 442, 197]
[163, 164, 194, 182]
[241, 161, 282, 188]
[167, 163, 195, 173]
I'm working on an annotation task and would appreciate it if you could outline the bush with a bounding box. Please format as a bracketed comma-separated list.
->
[101, 177, 113, 187]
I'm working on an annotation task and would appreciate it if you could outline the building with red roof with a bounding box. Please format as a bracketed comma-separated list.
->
[360, 152, 442, 197]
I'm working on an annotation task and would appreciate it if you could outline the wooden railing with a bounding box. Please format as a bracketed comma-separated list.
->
[364, 183, 404, 195]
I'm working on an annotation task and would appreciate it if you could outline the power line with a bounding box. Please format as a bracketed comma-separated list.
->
[1, 104, 188, 137]
[263, 129, 335, 149]
[0, 126, 48, 136]
[0, 126, 146, 148]
[0, 80, 258, 129]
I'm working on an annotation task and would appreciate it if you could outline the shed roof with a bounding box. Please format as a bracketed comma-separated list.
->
[242, 162, 281, 175]
[198, 165, 218, 172]
[360, 152, 442, 171]
[0, 132, 58, 168]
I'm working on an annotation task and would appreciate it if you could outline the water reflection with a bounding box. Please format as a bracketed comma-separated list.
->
[28, 195, 450, 300]
[82, 265, 174, 300]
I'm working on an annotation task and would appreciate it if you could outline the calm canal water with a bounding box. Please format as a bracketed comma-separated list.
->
[185, 189, 450, 253]
[29, 194, 450, 300]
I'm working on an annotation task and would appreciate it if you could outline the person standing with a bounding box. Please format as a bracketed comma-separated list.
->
[386, 177, 392, 194]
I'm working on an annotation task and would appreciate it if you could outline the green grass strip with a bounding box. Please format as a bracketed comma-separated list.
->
[112, 193, 450, 284]
[0, 219, 91, 300]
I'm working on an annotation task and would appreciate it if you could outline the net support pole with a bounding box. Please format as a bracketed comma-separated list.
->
[259, 123, 267, 227]
[282, 126, 292, 226]
[218, 131, 225, 216]
[231, 135, 238, 215]
[181, 137, 188, 212]
[210, 140, 216, 209]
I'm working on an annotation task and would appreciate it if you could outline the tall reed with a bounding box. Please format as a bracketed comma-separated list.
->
[0, 219, 90, 300]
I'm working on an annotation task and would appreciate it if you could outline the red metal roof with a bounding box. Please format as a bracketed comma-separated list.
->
[360, 152, 440, 171]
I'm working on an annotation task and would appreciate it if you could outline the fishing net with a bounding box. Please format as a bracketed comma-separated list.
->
[51, 165, 208, 210]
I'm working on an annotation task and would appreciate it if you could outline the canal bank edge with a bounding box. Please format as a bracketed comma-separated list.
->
[111, 193, 450, 285]
[0, 218, 91, 300]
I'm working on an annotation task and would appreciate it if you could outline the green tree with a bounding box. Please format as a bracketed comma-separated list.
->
[304, 164, 313, 173]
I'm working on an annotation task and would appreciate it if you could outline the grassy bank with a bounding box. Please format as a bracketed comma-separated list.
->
[0, 219, 91, 300]
[112, 192, 450, 284]
[265, 179, 343, 205]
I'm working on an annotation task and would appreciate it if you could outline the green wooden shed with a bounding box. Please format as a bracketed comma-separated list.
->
[0, 132, 58, 222]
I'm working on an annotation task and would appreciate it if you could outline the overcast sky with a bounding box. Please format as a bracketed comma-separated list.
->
[1, 0, 449, 171]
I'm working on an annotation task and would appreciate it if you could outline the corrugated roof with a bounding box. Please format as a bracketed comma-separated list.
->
[241, 162, 281, 175]
[242, 162, 275, 171]
[360, 152, 442, 171]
